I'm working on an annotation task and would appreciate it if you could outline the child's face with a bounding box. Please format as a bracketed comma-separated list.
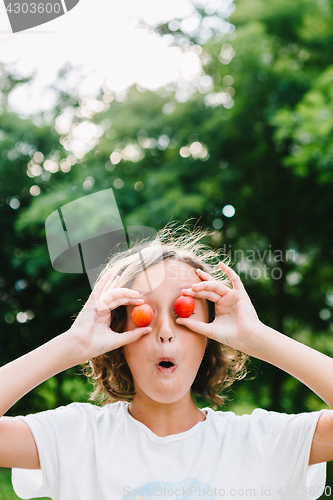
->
[124, 260, 209, 405]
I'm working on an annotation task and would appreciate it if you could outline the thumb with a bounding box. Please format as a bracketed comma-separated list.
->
[175, 317, 212, 338]
[115, 327, 152, 348]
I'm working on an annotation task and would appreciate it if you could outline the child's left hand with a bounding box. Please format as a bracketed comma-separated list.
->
[176, 262, 263, 354]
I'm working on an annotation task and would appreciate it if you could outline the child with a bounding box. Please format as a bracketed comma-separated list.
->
[1, 225, 333, 500]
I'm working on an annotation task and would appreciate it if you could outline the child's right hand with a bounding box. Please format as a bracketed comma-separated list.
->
[68, 269, 152, 362]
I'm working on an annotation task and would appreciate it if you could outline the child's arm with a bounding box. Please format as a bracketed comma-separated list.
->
[0, 332, 82, 469]
[0, 269, 151, 468]
[177, 261, 333, 465]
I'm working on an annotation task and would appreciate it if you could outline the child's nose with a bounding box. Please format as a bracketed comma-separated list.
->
[158, 331, 174, 343]
[156, 311, 175, 344]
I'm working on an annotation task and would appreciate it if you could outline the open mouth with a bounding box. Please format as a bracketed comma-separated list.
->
[157, 358, 176, 373]
[159, 361, 174, 368]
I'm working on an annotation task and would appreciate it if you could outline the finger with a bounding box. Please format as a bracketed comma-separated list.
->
[95, 297, 144, 320]
[181, 282, 231, 301]
[182, 289, 222, 303]
[126, 299, 146, 306]
[114, 327, 152, 348]
[99, 298, 145, 311]
[218, 262, 244, 290]
[100, 274, 120, 296]
[194, 268, 232, 295]
[93, 269, 114, 297]
[195, 268, 215, 281]
[175, 316, 213, 338]
[103, 297, 145, 310]
[95, 302, 112, 317]
[100, 289, 141, 308]
[88, 270, 115, 307]
[191, 280, 231, 295]
[101, 287, 140, 301]
[106, 275, 120, 289]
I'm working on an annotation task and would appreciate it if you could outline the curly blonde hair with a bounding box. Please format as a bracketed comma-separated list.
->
[81, 222, 249, 409]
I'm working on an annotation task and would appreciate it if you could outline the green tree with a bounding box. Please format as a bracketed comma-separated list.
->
[0, 65, 93, 417]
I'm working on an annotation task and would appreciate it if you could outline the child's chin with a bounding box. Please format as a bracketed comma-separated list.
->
[149, 389, 187, 405]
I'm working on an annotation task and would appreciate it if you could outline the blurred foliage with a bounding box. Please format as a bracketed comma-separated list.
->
[1, 0, 333, 494]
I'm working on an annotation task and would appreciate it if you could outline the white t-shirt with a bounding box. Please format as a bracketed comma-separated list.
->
[11, 402, 328, 500]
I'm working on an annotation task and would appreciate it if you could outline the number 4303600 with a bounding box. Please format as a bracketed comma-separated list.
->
[6, 3, 61, 14]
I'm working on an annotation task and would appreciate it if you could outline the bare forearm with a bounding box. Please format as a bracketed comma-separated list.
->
[0, 331, 84, 417]
[250, 323, 333, 408]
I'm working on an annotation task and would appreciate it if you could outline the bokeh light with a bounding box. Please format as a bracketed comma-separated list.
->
[213, 218, 224, 229]
[113, 178, 125, 189]
[9, 197, 20, 209]
[110, 152, 122, 164]
[83, 177, 95, 190]
[222, 204, 236, 217]
[30, 185, 41, 196]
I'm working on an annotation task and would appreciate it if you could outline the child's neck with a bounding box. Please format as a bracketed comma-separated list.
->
[128, 392, 206, 437]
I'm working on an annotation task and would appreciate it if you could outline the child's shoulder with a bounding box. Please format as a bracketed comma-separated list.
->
[206, 406, 268, 420]
[207, 406, 327, 434]
[63, 400, 127, 416]
[206, 406, 305, 428]
[34, 400, 128, 424]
